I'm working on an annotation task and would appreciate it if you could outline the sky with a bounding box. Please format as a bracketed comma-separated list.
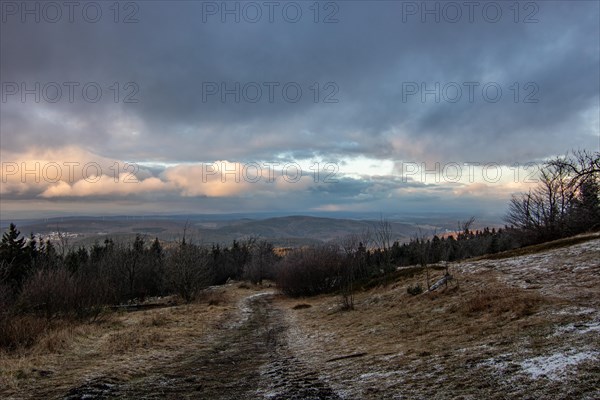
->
[1, 0, 599, 220]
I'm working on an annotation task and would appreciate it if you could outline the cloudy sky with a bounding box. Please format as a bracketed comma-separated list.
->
[1, 0, 598, 219]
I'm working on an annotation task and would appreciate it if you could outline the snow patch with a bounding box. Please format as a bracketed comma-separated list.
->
[520, 351, 599, 381]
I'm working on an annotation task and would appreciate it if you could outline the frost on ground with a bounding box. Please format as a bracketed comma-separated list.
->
[479, 350, 599, 382]
[519, 351, 599, 381]
[461, 236, 600, 296]
[226, 291, 274, 329]
[551, 320, 600, 336]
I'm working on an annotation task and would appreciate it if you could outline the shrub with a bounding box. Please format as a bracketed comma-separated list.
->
[407, 283, 423, 296]
[0, 314, 50, 350]
[276, 246, 342, 297]
[166, 243, 212, 303]
[18, 267, 78, 319]
[243, 240, 277, 285]
[0, 282, 15, 312]
[18, 266, 114, 321]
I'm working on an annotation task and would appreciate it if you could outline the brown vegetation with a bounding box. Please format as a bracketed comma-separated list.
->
[0, 284, 252, 397]
[277, 238, 599, 399]
[1, 237, 598, 399]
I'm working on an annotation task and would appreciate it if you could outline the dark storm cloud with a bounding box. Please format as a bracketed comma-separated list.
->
[1, 1, 598, 215]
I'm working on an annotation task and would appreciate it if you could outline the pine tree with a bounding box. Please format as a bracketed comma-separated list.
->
[0, 224, 30, 288]
[150, 238, 162, 257]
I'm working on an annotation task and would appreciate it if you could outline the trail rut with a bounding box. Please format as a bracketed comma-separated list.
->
[61, 292, 339, 399]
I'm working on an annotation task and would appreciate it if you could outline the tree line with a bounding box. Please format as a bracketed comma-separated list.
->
[0, 228, 277, 347]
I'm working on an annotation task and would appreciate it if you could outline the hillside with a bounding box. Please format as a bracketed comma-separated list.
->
[1, 234, 598, 399]
[280, 233, 600, 398]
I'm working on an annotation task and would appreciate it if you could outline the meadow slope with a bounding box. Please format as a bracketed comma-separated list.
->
[1, 234, 598, 399]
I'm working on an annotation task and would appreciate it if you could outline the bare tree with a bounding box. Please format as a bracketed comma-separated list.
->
[374, 217, 394, 274]
[458, 216, 476, 234]
[506, 162, 576, 240]
[243, 240, 276, 285]
[414, 228, 432, 290]
[506, 150, 600, 241]
[119, 234, 147, 300]
[19, 267, 76, 320]
[0, 260, 14, 310]
[337, 234, 362, 310]
[166, 241, 212, 303]
[547, 150, 600, 191]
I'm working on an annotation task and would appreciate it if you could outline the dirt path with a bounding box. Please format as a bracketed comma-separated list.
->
[61, 292, 340, 399]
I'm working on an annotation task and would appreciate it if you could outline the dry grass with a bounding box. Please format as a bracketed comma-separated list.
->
[0, 320, 101, 392]
[139, 312, 170, 327]
[1, 238, 597, 399]
[475, 231, 600, 260]
[31, 322, 92, 355]
[280, 269, 554, 360]
[198, 289, 230, 306]
[291, 303, 312, 310]
[276, 239, 600, 398]
[459, 287, 544, 317]
[102, 330, 165, 354]
[0, 283, 255, 399]
[0, 315, 50, 351]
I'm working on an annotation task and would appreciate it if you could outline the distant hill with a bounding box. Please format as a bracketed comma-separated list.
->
[12, 215, 450, 248]
[191, 215, 421, 246]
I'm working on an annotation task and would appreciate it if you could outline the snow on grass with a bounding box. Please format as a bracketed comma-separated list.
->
[519, 351, 599, 381]
[553, 307, 596, 316]
[359, 370, 404, 380]
[480, 350, 599, 382]
[462, 238, 600, 274]
[551, 320, 600, 337]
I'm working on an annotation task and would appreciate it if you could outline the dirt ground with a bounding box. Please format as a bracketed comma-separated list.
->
[1, 234, 599, 399]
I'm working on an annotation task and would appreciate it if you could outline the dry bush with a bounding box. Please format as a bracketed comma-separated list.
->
[406, 283, 423, 296]
[166, 244, 213, 303]
[0, 282, 15, 311]
[18, 267, 77, 319]
[2, 266, 113, 351]
[461, 287, 544, 318]
[243, 240, 277, 284]
[276, 246, 342, 297]
[0, 314, 50, 350]
[17, 266, 111, 320]
[207, 291, 227, 306]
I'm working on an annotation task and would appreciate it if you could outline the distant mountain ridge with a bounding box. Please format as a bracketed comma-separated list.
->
[9, 215, 458, 247]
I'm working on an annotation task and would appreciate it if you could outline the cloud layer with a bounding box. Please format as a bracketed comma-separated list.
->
[1, 1, 598, 218]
